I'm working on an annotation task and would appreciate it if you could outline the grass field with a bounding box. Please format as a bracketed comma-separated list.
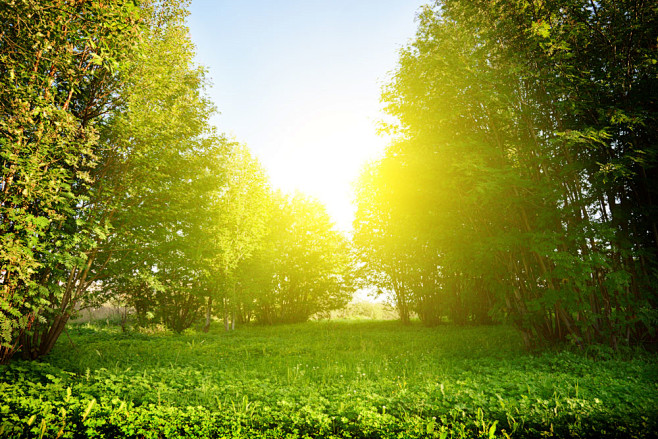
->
[1, 321, 657, 438]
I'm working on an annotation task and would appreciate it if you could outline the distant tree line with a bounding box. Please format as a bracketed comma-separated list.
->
[354, 0, 657, 348]
[0, 0, 353, 364]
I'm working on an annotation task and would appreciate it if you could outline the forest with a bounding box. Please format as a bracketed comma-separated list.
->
[1, 0, 657, 438]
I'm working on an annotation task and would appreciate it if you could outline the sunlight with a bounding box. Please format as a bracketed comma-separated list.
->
[6, 1, 655, 436]
[262, 103, 388, 231]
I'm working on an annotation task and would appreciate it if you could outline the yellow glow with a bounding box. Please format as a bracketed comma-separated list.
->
[259, 103, 389, 232]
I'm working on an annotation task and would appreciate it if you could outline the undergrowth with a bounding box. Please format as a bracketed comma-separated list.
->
[1, 321, 656, 438]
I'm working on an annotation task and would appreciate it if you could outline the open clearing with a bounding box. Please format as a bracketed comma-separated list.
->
[1, 321, 657, 438]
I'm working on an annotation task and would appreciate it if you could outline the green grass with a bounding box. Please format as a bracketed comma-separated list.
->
[1, 321, 657, 438]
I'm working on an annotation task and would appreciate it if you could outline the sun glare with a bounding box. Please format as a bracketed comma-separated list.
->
[261, 103, 388, 232]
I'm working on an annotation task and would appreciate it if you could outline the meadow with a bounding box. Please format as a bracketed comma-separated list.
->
[1, 321, 656, 438]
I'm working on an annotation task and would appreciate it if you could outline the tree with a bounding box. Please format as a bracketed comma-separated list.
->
[199, 144, 270, 331]
[240, 193, 355, 324]
[357, 0, 657, 346]
[1, 0, 143, 363]
[0, 0, 233, 358]
[95, 1, 229, 334]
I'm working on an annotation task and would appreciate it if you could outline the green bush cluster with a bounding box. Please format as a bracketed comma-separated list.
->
[1, 322, 656, 438]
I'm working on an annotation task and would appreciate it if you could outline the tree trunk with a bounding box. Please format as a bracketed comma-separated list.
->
[223, 298, 229, 331]
[203, 296, 212, 332]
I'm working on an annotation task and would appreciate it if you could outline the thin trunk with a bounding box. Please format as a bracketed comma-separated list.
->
[203, 296, 212, 333]
[223, 298, 229, 331]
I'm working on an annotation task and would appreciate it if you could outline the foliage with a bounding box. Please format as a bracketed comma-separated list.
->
[198, 144, 271, 331]
[0, 0, 238, 358]
[355, 0, 658, 346]
[1, 321, 656, 438]
[0, 0, 145, 363]
[354, 152, 461, 325]
[237, 193, 356, 325]
[94, 9, 229, 334]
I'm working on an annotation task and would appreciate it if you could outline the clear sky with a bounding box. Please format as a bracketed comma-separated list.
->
[187, 0, 426, 231]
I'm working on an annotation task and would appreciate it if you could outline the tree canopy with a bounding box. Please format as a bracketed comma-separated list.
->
[1, 0, 355, 363]
[354, 0, 657, 347]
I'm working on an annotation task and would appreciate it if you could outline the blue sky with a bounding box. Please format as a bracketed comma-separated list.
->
[187, 0, 426, 230]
